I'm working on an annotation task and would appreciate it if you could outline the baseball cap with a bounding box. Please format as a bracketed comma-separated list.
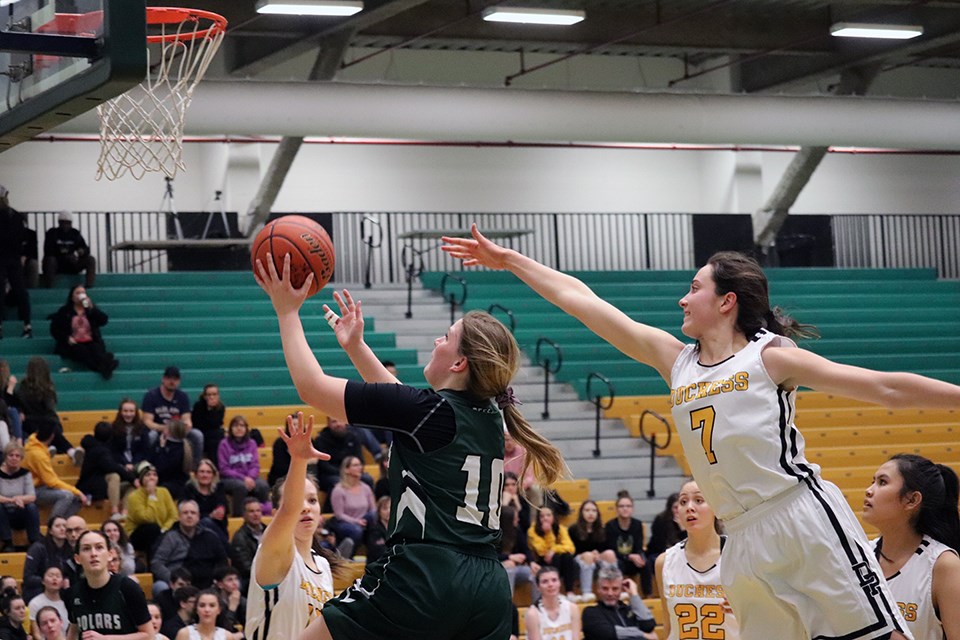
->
[58, 211, 74, 223]
[163, 366, 181, 379]
[136, 461, 157, 481]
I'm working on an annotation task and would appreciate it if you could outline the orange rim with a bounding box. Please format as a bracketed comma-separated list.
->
[146, 7, 227, 43]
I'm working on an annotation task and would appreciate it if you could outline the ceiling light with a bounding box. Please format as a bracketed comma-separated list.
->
[482, 7, 585, 26]
[255, 0, 364, 16]
[830, 22, 922, 39]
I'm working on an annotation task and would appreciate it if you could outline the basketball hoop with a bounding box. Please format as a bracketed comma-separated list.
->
[96, 7, 226, 181]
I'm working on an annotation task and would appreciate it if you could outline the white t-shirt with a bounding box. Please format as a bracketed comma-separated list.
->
[244, 546, 334, 640]
[28, 593, 69, 635]
[873, 535, 957, 640]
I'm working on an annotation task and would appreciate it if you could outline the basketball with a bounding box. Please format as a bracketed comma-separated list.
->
[251, 215, 335, 297]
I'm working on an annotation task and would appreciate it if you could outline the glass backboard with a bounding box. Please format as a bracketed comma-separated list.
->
[0, 0, 146, 150]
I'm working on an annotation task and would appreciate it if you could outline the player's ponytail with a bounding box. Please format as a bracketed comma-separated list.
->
[708, 251, 819, 341]
[459, 311, 568, 489]
[891, 453, 960, 553]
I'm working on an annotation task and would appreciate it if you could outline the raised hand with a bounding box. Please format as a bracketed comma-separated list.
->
[323, 289, 364, 350]
[254, 252, 314, 316]
[440, 223, 512, 269]
[278, 412, 331, 463]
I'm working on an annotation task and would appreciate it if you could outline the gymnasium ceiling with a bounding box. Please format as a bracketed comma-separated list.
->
[148, 0, 960, 98]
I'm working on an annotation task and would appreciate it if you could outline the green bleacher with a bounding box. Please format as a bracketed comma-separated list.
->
[1, 272, 425, 411]
[422, 267, 960, 398]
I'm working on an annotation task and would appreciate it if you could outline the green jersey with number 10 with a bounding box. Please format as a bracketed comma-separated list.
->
[387, 389, 505, 549]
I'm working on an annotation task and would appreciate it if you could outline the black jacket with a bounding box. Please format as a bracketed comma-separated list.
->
[49, 304, 109, 355]
[23, 537, 76, 601]
[0, 206, 27, 265]
[76, 434, 135, 500]
[581, 598, 657, 640]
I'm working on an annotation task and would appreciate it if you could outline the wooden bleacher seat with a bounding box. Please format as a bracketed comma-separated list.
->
[0, 553, 27, 578]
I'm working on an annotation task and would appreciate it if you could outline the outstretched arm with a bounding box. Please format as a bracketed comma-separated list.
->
[255, 253, 348, 419]
[442, 224, 684, 381]
[763, 346, 960, 409]
[323, 289, 399, 384]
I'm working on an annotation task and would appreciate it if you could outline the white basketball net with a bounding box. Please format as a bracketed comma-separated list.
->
[96, 13, 225, 181]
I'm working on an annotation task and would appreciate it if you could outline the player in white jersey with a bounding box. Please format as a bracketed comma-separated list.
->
[525, 567, 580, 640]
[443, 227, 960, 640]
[864, 454, 960, 639]
[656, 480, 739, 640]
[245, 415, 338, 640]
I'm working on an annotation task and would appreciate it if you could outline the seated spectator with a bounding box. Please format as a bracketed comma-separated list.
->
[22, 517, 71, 601]
[151, 499, 228, 595]
[0, 594, 27, 640]
[41, 212, 95, 289]
[499, 501, 538, 603]
[26, 567, 68, 638]
[141, 367, 201, 463]
[48, 285, 118, 379]
[525, 566, 581, 640]
[124, 461, 177, 559]
[363, 496, 390, 564]
[604, 491, 651, 597]
[154, 568, 192, 622]
[100, 520, 137, 576]
[312, 417, 379, 495]
[159, 586, 198, 640]
[32, 606, 66, 640]
[211, 567, 245, 631]
[266, 417, 292, 488]
[174, 589, 241, 640]
[0, 442, 40, 551]
[228, 498, 263, 591]
[567, 500, 616, 601]
[645, 491, 684, 571]
[147, 603, 169, 640]
[15, 358, 78, 459]
[147, 420, 192, 501]
[0, 401, 11, 451]
[108, 398, 150, 478]
[502, 471, 531, 534]
[217, 417, 269, 517]
[23, 420, 86, 520]
[0, 361, 23, 444]
[527, 506, 577, 600]
[327, 456, 375, 558]
[62, 515, 86, 583]
[181, 459, 229, 544]
[581, 566, 658, 640]
[191, 386, 224, 464]
[76, 421, 135, 520]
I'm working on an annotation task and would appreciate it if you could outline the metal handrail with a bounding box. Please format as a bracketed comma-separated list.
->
[360, 216, 383, 289]
[440, 273, 467, 325]
[400, 245, 425, 319]
[586, 372, 615, 457]
[534, 337, 562, 419]
[638, 409, 673, 498]
[487, 303, 516, 334]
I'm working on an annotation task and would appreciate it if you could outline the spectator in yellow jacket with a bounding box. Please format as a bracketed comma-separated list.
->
[125, 461, 177, 561]
[23, 420, 86, 520]
[527, 506, 579, 599]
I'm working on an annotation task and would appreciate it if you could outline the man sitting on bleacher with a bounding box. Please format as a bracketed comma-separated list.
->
[150, 500, 228, 597]
[228, 497, 264, 591]
[582, 566, 658, 640]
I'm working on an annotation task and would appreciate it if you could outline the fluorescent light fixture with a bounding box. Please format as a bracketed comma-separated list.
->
[482, 7, 585, 26]
[830, 22, 922, 39]
[255, 0, 363, 16]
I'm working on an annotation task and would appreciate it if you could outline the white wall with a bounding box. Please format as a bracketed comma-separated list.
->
[1, 137, 959, 218]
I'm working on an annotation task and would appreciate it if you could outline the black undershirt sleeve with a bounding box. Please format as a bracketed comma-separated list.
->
[343, 381, 458, 453]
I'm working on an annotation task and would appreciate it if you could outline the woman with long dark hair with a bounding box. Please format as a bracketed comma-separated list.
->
[16, 358, 75, 457]
[109, 398, 150, 476]
[217, 416, 269, 516]
[567, 499, 614, 601]
[442, 226, 960, 640]
[48, 284, 118, 379]
[863, 454, 960, 640]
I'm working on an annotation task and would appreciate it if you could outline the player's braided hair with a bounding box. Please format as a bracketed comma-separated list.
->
[459, 311, 567, 488]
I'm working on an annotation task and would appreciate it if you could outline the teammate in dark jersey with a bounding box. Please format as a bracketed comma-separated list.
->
[255, 255, 567, 640]
[66, 530, 151, 640]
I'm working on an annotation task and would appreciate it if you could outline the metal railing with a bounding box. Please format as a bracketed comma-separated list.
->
[534, 338, 562, 420]
[21, 211, 960, 282]
[638, 409, 673, 498]
[439, 273, 467, 325]
[586, 372, 615, 458]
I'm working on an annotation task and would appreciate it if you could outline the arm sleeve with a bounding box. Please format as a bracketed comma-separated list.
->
[119, 576, 152, 626]
[628, 596, 657, 632]
[343, 382, 457, 453]
[330, 486, 347, 520]
[527, 526, 548, 558]
[150, 536, 174, 583]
